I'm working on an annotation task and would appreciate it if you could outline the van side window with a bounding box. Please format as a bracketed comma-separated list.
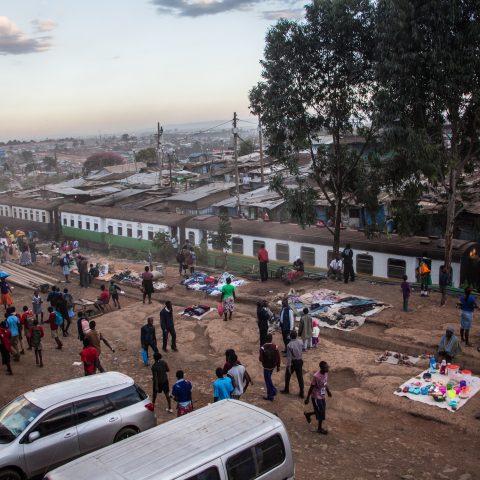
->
[186, 466, 220, 480]
[35, 405, 75, 438]
[107, 385, 146, 410]
[226, 434, 286, 480]
[75, 397, 113, 424]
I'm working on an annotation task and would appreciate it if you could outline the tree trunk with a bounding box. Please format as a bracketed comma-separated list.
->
[443, 167, 457, 275]
[333, 196, 343, 256]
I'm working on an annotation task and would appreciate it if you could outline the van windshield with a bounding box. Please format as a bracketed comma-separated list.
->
[0, 396, 43, 443]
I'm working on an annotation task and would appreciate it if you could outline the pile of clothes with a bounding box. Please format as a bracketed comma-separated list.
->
[181, 305, 212, 319]
[288, 288, 390, 332]
[182, 272, 247, 296]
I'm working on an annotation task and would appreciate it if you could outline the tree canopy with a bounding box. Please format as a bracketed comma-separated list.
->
[83, 152, 125, 174]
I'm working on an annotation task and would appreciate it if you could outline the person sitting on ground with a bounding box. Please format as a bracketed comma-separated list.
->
[94, 285, 110, 312]
[287, 257, 305, 283]
[327, 256, 343, 281]
[438, 326, 462, 362]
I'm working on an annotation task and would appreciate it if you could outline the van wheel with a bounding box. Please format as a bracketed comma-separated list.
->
[0, 469, 22, 480]
[114, 427, 138, 443]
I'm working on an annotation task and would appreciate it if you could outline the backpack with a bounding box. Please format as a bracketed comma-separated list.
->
[261, 345, 277, 369]
[55, 311, 64, 326]
[64, 294, 73, 309]
[176, 252, 185, 263]
[30, 327, 42, 348]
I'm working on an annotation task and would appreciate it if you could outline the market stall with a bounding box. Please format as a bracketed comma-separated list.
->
[182, 272, 247, 296]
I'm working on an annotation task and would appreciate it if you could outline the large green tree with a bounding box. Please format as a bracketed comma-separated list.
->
[249, 0, 376, 254]
[376, 0, 480, 271]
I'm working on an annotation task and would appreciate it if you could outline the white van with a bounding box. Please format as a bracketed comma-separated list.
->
[44, 400, 295, 480]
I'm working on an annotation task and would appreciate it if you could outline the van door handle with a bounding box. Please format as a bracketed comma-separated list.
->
[64, 432, 74, 438]
[108, 417, 119, 423]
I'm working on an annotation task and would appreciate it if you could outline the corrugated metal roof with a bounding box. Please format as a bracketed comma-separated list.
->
[165, 182, 236, 202]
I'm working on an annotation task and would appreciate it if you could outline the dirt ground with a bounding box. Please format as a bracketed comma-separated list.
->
[1, 254, 479, 480]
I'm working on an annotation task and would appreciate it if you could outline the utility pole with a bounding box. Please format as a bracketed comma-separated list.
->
[232, 112, 241, 216]
[156, 122, 164, 187]
[258, 117, 265, 185]
[168, 152, 174, 194]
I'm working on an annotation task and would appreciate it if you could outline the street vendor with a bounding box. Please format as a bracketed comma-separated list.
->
[287, 257, 304, 283]
[438, 326, 462, 362]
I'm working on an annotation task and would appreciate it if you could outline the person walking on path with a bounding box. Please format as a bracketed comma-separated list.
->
[257, 301, 270, 347]
[458, 288, 477, 347]
[78, 255, 89, 288]
[400, 275, 411, 313]
[227, 354, 252, 400]
[257, 244, 269, 282]
[304, 361, 332, 435]
[213, 367, 234, 402]
[172, 370, 193, 417]
[220, 277, 236, 322]
[0, 278, 13, 311]
[281, 331, 305, 398]
[6, 307, 22, 360]
[176, 249, 185, 276]
[341, 244, 355, 283]
[80, 337, 100, 376]
[160, 301, 177, 352]
[152, 352, 172, 412]
[439, 265, 449, 307]
[142, 266, 155, 304]
[141, 317, 159, 366]
[86, 320, 114, 372]
[298, 307, 313, 350]
[20, 306, 34, 350]
[32, 290, 44, 323]
[61, 253, 71, 283]
[259, 333, 281, 401]
[29, 319, 44, 367]
[63, 288, 75, 334]
[279, 299, 294, 353]
[109, 280, 121, 309]
[0, 321, 13, 375]
[46, 306, 63, 350]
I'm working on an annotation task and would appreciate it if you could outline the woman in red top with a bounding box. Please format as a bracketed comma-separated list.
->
[0, 321, 13, 375]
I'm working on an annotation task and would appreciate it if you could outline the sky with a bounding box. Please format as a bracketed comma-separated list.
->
[0, 0, 305, 141]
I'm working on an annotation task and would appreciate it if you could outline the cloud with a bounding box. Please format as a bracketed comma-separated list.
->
[261, 8, 303, 20]
[151, 0, 261, 17]
[0, 16, 51, 55]
[31, 19, 58, 33]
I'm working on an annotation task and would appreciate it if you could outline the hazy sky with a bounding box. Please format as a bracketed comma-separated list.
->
[0, 0, 304, 141]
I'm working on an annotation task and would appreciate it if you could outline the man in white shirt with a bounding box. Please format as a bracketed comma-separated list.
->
[328, 257, 343, 281]
[227, 354, 252, 400]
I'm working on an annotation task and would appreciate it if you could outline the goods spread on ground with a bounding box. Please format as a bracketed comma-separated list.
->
[394, 365, 480, 412]
[375, 351, 422, 367]
[181, 305, 213, 320]
[287, 288, 390, 331]
[182, 272, 247, 296]
[105, 269, 168, 291]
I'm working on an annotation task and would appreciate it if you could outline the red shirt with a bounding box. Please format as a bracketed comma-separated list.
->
[311, 371, 328, 400]
[99, 291, 110, 303]
[48, 312, 58, 331]
[258, 248, 269, 263]
[28, 325, 44, 338]
[0, 327, 12, 352]
[80, 347, 98, 375]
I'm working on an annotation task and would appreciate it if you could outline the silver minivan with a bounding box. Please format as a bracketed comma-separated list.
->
[45, 399, 295, 480]
[0, 372, 157, 480]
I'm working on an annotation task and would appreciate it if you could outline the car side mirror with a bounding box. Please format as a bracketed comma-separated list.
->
[28, 431, 40, 443]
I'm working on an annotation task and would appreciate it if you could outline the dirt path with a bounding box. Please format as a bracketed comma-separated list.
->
[1, 258, 479, 480]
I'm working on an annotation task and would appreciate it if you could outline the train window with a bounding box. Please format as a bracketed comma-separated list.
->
[78, 221, 82, 229]
[18, 210, 22, 219]
[0, 207, 4, 216]
[94, 223, 99, 232]
[35, 211, 40, 222]
[387, 258, 406, 279]
[62, 217, 67, 226]
[24, 209, 28, 218]
[30, 210, 34, 220]
[356, 254, 373, 275]
[107, 225, 113, 234]
[276, 243, 289, 262]
[86, 221, 91, 230]
[13, 208, 16, 218]
[127, 224, 133, 238]
[327, 250, 335, 265]
[117, 225, 123, 236]
[188, 231, 195, 245]
[232, 237, 244, 254]
[301, 247, 315, 266]
[42, 212, 46, 223]
[253, 240, 264, 255]
[148, 227, 154, 241]
[70, 219, 74, 227]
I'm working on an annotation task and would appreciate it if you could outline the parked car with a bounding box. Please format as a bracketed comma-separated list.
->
[0, 372, 156, 480]
[44, 399, 295, 480]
